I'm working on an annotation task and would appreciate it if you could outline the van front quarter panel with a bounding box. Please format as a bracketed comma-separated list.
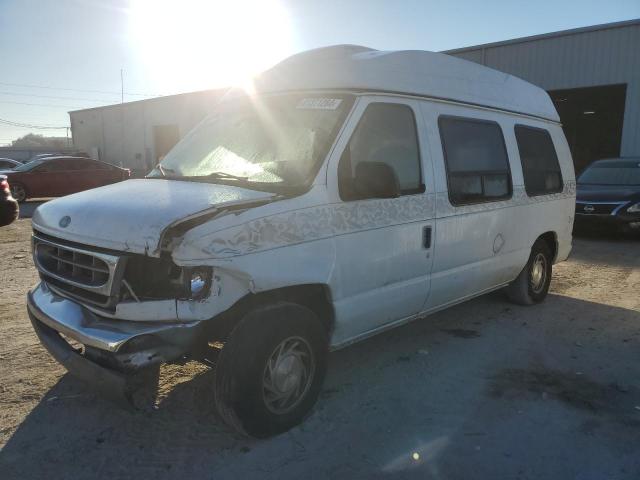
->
[172, 232, 339, 324]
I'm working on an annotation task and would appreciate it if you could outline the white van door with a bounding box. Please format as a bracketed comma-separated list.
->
[421, 104, 519, 308]
[327, 97, 436, 345]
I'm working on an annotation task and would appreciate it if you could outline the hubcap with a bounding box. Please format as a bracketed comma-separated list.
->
[530, 253, 547, 293]
[10, 185, 25, 202]
[263, 336, 315, 414]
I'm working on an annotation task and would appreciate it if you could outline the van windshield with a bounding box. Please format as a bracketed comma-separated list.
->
[149, 93, 355, 193]
[578, 160, 640, 186]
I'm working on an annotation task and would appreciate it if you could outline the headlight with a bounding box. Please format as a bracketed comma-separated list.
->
[186, 267, 211, 299]
[122, 257, 213, 301]
[627, 202, 640, 213]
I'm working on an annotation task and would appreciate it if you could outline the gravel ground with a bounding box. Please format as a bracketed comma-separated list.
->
[1, 218, 639, 479]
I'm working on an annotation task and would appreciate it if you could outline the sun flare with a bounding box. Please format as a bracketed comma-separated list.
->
[128, 0, 292, 93]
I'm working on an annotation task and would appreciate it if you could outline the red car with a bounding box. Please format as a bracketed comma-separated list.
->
[3, 156, 130, 202]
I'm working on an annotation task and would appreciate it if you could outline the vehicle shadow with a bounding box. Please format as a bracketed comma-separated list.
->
[2, 293, 639, 479]
[570, 233, 640, 268]
[574, 227, 640, 239]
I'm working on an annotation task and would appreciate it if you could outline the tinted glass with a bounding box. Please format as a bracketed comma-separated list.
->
[439, 116, 511, 205]
[35, 160, 65, 172]
[91, 161, 111, 170]
[55, 159, 82, 170]
[339, 103, 422, 200]
[13, 159, 45, 172]
[68, 159, 96, 170]
[578, 161, 640, 186]
[0, 160, 16, 169]
[515, 126, 563, 195]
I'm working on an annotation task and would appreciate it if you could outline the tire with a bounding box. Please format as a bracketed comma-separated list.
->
[10, 183, 27, 203]
[506, 239, 553, 305]
[0, 200, 18, 227]
[214, 301, 328, 437]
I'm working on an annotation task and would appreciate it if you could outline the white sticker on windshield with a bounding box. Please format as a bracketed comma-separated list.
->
[296, 98, 343, 110]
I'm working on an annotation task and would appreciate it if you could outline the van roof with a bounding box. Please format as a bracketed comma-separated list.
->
[255, 45, 560, 122]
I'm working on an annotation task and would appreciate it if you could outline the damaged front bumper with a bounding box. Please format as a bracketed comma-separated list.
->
[27, 282, 204, 405]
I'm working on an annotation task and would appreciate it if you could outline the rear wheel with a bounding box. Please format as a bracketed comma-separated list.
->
[214, 301, 328, 437]
[10, 183, 26, 202]
[506, 239, 553, 305]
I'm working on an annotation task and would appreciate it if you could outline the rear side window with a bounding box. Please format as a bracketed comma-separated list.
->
[66, 159, 91, 170]
[515, 125, 563, 196]
[92, 162, 111, 170]
[70, 159, 106, 170]
[35, 160, 64, 172]
[57, 159, 86, 170]
[339, 103, 423, 200]
[438, 116, 512, 205]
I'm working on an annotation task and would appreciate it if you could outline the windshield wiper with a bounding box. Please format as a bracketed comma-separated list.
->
[197, 171, 249, 181]
[147, 164, 178, 179]
[156, 164, 177, 177]
[149, 169, 304, 194]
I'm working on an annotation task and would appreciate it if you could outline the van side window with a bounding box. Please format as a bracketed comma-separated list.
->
[515, 125, 563, 196]
[338, 103, 423, 201]
[438, 116, 512, 206]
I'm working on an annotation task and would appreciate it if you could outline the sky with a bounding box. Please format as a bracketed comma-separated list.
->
[0, 0, 638, 146]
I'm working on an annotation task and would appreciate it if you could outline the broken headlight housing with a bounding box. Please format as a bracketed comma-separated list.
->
[185, 267, 212, 300]
[122, 255, 212, 301]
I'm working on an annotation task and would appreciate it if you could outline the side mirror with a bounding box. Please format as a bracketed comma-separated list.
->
[354, 161, 400, 199]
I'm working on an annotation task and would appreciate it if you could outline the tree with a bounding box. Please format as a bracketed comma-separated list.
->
[11, 133, 69, 149]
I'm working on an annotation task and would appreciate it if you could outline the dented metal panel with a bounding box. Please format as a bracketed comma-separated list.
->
[32, 179, 274, 255]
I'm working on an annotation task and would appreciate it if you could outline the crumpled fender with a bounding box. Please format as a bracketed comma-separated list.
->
[173, 238, 337, 322]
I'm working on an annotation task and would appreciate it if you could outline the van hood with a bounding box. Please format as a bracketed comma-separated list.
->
[32, 179, 275, 255]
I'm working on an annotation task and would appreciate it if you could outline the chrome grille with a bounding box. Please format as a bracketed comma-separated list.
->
[33, 234, 125, 308]
[37, 242, 110, 286]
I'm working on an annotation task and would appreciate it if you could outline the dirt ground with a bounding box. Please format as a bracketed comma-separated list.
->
[1, 217, 639, 479]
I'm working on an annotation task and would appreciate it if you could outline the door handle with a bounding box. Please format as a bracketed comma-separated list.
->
[423, 226, 432, 249]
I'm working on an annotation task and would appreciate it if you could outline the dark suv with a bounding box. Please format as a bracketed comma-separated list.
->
[575, 157, 640, 233]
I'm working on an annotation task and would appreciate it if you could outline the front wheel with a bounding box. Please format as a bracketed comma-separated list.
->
[506, 239, 553, 305]
[10, 183, 27, 203]
[214, 301, 328, 437]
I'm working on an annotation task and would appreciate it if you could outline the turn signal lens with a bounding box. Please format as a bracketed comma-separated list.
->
[187, 268, 211, 299]
[191, 273, 206, 297]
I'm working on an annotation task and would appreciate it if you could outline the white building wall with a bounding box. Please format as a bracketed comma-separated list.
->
[70, 89, 226, 173]
[445, 19, 640, 157]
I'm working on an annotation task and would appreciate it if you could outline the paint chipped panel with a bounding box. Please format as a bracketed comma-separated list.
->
[30, 179, 274, 256]
[196, 181, 575, 259]
[202, 193, 437, 257]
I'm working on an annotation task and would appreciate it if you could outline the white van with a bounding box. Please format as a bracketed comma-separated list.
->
[28, 45, 575, 437]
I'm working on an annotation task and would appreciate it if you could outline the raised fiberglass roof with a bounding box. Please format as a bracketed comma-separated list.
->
[254, 45, 559, 122]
